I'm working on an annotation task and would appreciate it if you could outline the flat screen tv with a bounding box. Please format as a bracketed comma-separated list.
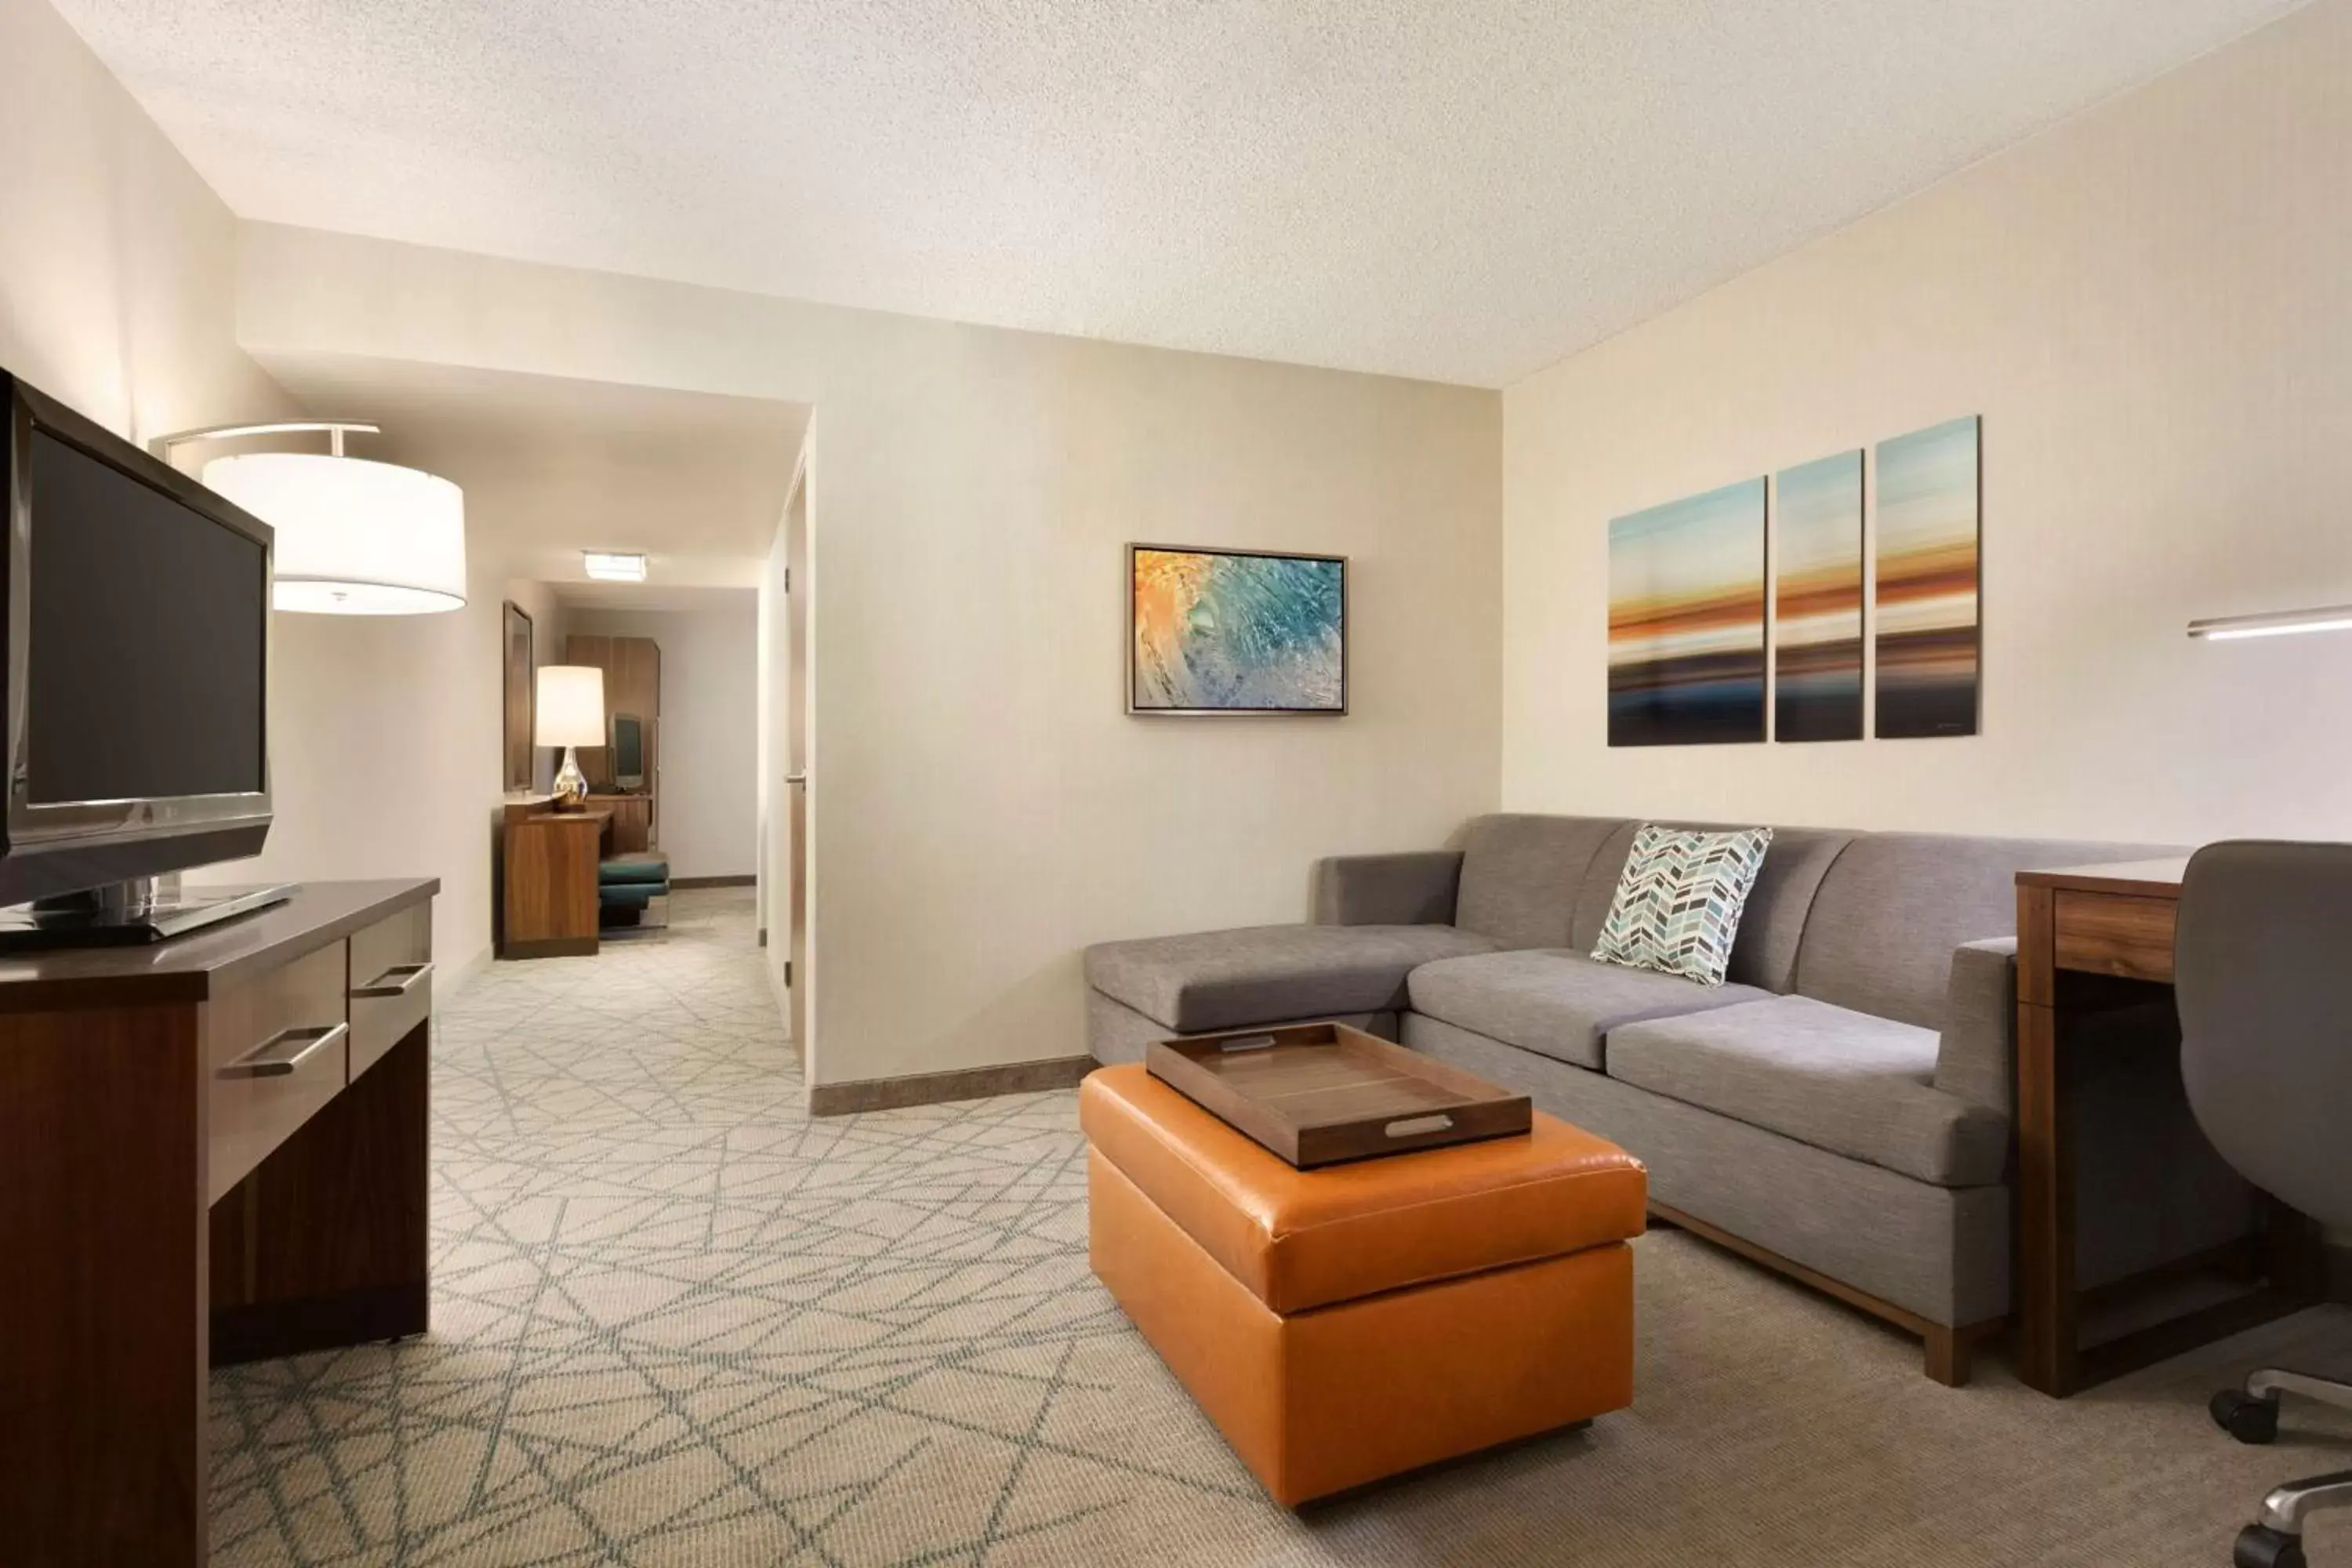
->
[612, 712, 645, 789]
[0, 372, 274, 906]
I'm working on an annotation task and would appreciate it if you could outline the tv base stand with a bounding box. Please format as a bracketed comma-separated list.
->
[0, 879, 296, 952]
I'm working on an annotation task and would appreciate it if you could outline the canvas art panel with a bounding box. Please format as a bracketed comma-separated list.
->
[1875, 416, 1981, 738]
[1607, 477, 1767, 746]
[1773, 450, 1864, 742]
[1128, 545, 1347, 714]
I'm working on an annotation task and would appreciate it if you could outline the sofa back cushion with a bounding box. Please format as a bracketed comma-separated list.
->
[1572, 822, 1854, 993]
[1453, 815, 1628, 949]
[1796, 832, 2169, 1029]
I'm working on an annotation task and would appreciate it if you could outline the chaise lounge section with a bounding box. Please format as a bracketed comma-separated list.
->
[1084, 814, 2254, 1384]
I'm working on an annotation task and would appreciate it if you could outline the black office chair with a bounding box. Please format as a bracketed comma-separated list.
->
[2176, 842, 2352, 1568]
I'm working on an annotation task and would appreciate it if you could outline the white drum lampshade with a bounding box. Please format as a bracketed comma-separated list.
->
[204, 452, 467, 614]
[534, 665, 607, 749]
[535, 663, 605, 806]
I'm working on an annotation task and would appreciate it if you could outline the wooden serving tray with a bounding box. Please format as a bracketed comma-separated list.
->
[1145, 1021, 1532, 1168]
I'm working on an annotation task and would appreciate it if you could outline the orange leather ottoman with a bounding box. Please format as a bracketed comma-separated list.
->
[1080, 1063, 1647, 1507]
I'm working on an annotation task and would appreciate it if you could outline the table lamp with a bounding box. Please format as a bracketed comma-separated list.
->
[535, 664, 605, 808]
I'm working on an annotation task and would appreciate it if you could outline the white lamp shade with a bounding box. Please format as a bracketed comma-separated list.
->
[535, 665, 606, 748]
[204, 452, 467, 614]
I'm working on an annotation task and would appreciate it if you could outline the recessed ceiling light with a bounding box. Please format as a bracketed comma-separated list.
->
[583, 552, 647, 582]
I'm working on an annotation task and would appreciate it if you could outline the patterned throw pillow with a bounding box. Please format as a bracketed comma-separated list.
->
[1591, 825, 1775, 987]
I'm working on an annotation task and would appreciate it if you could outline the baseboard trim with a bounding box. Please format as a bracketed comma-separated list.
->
[437, 943, 495, 1001]
[501, 937, 597, 960]
[673, 874, 756, 889]
[809, 1054, 1095, 1116]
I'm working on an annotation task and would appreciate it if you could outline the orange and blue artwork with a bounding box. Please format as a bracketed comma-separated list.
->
[1129, 546, 1346, 714]
[1774, 450, 1865, 742]
[1607, 477, 1767, 746]
[1875, 416, 1980, 739]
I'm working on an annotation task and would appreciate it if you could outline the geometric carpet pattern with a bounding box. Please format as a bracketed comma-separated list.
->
[210, 888, 2352, 1566]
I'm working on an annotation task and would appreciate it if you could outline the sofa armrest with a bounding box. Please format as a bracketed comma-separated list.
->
[1312, 851, 1464, 927]
[1934, 938, 2017, 1115]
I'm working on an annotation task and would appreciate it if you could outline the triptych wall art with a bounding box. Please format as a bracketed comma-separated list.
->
[1872, 416, 1983, 739]
[1606, 415, 1979, 747]
[1772, 450, 1865, 742]
[1605, 479, 1767, 746]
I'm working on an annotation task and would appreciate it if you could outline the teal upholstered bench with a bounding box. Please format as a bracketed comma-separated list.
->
[599, 854, 670, 927]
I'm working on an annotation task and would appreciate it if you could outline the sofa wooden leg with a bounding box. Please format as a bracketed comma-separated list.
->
[1924, 1324, 1970, 1386]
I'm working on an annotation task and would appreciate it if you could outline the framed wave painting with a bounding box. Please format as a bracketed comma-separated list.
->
[1128, 544, 1348, 716]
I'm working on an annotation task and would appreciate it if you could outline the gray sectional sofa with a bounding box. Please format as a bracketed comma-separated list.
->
[1083, 814, 2255, 1385]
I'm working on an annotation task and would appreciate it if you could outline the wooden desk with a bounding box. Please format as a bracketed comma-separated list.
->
[0, 878, 437, 1566]
[501, 801, 613, 957]
[2015, 858, 2325, 1397]
[589, 791, 654, 854]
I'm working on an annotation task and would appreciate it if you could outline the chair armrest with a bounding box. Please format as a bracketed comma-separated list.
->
[1934, 938, 2017, 1115]
[1311, 851, 1464, 927]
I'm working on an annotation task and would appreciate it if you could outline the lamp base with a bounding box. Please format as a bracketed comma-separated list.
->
[552, 747, 589, 809]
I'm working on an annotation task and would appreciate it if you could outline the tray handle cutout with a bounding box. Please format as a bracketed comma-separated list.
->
[1385, 1113, 1455, 1138]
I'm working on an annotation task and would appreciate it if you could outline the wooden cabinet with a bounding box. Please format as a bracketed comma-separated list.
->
[0, 880, 437, 1566]
[501, 803, 612, 957]
[603, 793, 655, 854]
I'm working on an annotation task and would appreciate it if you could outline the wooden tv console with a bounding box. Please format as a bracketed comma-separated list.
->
[0, 877, 438, 1566]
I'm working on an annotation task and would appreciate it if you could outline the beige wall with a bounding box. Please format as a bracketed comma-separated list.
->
[224, 578, 506, 973]
[0, 0, 502, 974]
[0, 0, 532, 976]
[567, 602, 760, 880]
[236, 227, 1504, 1087]
[1502, 0, 2352, 846]
[0, 0, 289, 444]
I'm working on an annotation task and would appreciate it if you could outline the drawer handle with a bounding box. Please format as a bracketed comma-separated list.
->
[1386, 1114, 1454, 1138]
[354, 961, 434, 1000]
[218, 1022, 349, 1080]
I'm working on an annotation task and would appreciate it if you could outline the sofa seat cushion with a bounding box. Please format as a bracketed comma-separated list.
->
[1085, 924, 1500, 1034]
[1406, 949, 1769, 1072]
[1606, 995, 2008, 1187]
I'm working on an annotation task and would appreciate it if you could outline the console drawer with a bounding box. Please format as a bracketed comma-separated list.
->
[207, 941, 350, 1205]
[349, 902, 433, 1080]
[2053, 891, 2177, 985]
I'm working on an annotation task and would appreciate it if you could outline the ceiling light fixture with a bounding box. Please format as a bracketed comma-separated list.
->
[583, 552, 648, 582]
[2186, 604, 2352, 641]
[157, 421, 467, 615]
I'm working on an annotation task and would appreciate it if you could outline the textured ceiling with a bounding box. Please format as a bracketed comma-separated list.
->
[60, 0, 2303, 387]
[252, 352, 806, 587]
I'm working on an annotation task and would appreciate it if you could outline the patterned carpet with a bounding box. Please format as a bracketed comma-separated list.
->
[210, 887, 2352, 1566]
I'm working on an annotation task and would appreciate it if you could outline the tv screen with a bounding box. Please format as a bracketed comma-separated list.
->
[25, 428, 268, 806]
[613, 713, 644, 785]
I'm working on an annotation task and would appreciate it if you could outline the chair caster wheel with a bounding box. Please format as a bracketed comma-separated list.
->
[2235, 1524, 2307, 1568]
[2212, 1389, 2281, 1444]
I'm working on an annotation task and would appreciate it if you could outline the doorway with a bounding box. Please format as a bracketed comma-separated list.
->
[783, 477, 810, 1061]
